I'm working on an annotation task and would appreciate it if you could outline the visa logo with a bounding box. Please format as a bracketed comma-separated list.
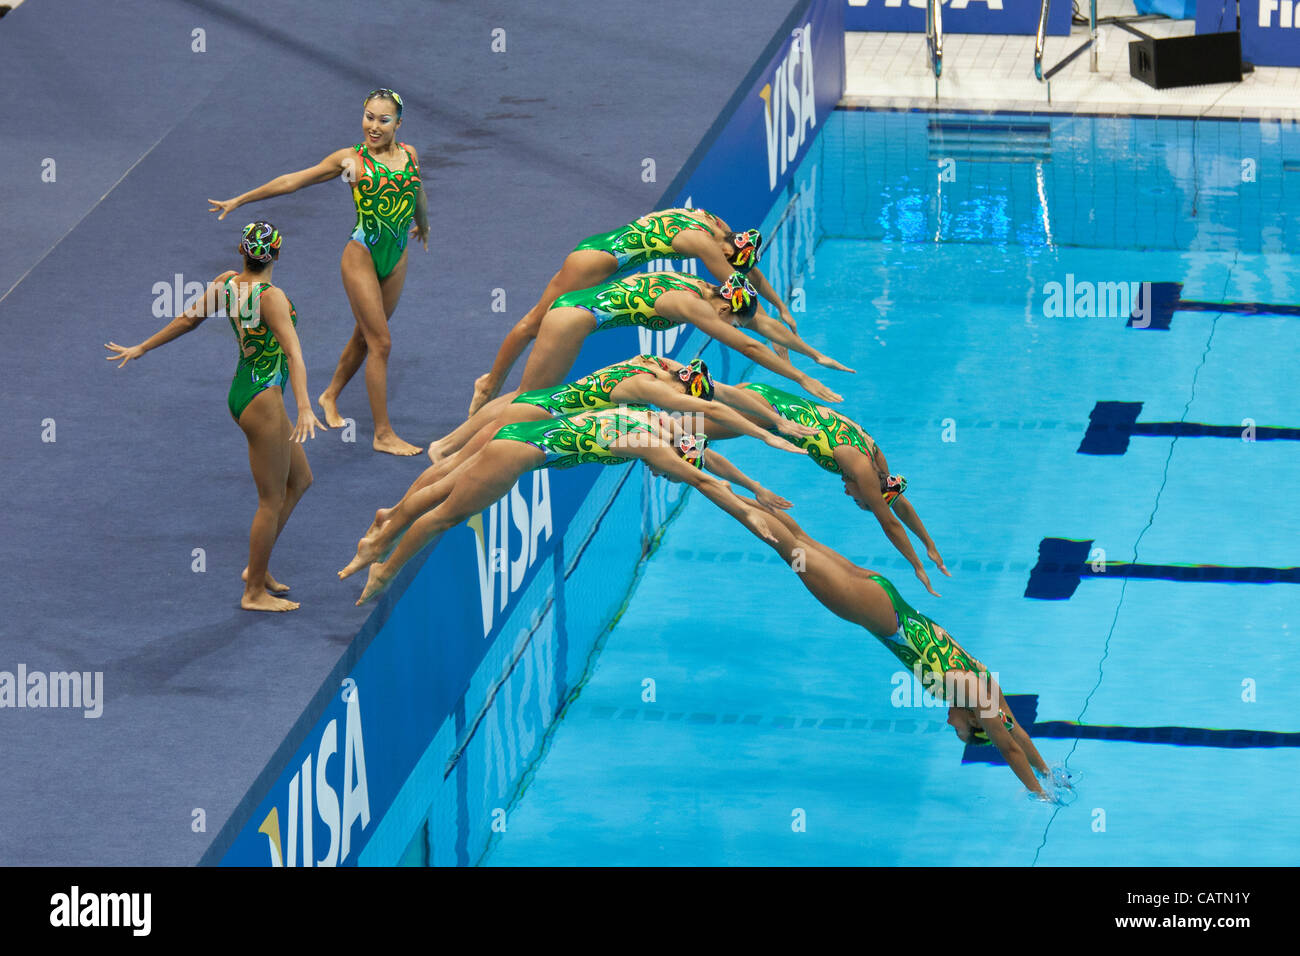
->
[257, 679, 370, 867]
[760, 22, 817, 190]
[469, 472, 554, 637]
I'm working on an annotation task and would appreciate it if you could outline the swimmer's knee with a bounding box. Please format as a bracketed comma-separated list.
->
[363, 329, 392, 357]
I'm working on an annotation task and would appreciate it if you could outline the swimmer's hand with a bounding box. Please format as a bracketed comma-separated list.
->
[208, 197, 241, 220]
[775, 419, 820, 440]
[763, 434, 807, 455]
[105, 342, 145, 367]
[803, 379, 843, 404]
[815, 354, 856, 374]
[755, 488, 793, 512]
[292, 410, 328, 443]
[928, 549, 952, 577]
[916, 566, 941, 598]
[410, 221, 429, 250]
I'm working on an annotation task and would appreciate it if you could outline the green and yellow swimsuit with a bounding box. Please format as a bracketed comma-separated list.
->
[491, 406, 657, 470]
[550, 272, 704, 332]
[572, 210, 717, 270]
[349, 142, 421, 279]
[222, 274, 297, 421]
[510, 356, 669, 416]
[739, 382, 876, 475]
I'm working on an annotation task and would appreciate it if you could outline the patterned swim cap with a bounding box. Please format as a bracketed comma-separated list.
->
[240, 221, 282, 263]
[881, 473, 908, 507]
[365, 88, 404, 117]
[718, 272, 758, 319]
[675, 432, 707, 470]
[677, 358, 716, 401]
[727, 229, 763, 271]
[968, 708, 1015, 744]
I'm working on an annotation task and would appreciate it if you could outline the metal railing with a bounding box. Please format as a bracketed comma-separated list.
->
[1035, 0, 1098, 83]
[926, 0, 943, 78]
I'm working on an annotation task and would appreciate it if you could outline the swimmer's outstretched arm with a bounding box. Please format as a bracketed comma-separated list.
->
[890, 495, 949, 581]
[208, 148, 355, 219]
[615, 377, 808, 453]
[104, 275, 225, 365]
[741, 309, 855, 373]
[671, 295, 843, 404]
[624, 437, 775, 544]
[975, 693, 1050, 798]
[837, 448, 939, 598]
[696, 447, 792, 513]
[709, 382, 816, 440]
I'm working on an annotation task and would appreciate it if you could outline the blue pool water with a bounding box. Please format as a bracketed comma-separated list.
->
[483, 110, 1300, 866]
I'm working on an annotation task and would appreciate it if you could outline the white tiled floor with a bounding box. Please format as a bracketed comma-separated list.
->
[844, 1, 1300, 118]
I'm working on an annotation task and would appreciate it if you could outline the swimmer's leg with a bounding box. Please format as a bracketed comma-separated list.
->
[356, 444, 522, 603]
[516, 307, 598, 392]
[237, 389, 300, 612]
[429, 388, 520, 463]
[470, 250, 615, 415]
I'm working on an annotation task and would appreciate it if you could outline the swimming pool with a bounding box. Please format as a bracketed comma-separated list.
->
[482, 109, 1300, 866]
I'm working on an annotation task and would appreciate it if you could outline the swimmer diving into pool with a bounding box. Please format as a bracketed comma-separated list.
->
[363, 357, 815, 555]
[105, 222, 325, 612]
[426, 352, 817, 464]
[509, 270, 848, 406]
[209, 88, 429, 456]
[339, 407, 779, 605]
[467, 206, 832, 414]
[730, 497, 1072, 802]
[691, 380, 950, 597]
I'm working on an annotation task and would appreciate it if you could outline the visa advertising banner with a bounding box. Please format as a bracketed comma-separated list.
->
[845, 0, 1072, 36]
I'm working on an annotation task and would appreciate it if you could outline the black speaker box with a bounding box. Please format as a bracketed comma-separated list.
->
[1129, 31, 1242, 89]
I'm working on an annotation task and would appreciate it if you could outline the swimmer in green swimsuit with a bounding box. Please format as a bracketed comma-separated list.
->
[728, 497, 1066, 802]
[210, 88, 429, 456]
[467, 207, 807, 416]
[342, 407, 779, 604]
[511, 270, 846, 406]
[690, 380, 951, 597]
[357, 357, 820, 559]
[106, 222, 325, 613]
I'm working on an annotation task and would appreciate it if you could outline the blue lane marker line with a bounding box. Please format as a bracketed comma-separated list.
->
[1025, 537, 1300, 600]
[1079, 401, 1300, 454]
[1129, 281, 1300, 330]
[962, 695, 1300, 766]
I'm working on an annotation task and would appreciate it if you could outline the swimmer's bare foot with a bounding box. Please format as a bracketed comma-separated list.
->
[373, 431, 423, 456]
[339, 532, 387, 580]
[468, 373, 496, 417]
[318, 391, 347, 429]
[241, 591, 300, 612]
[242, 567, 290, 593]
[427, 438, 450, 464]
[356, 563, 392, 606]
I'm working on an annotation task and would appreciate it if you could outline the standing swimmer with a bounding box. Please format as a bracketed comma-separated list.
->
[209, 88, 429, 456]
[106, 222, 325, 612]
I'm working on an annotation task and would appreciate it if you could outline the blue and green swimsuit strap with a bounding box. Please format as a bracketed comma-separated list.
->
[491, 406, 656, 470]
[550, 272, 705, 332]
[865, 573, 995, 704]
[572, 211, 715, 270]
[511, 359, 662, 417]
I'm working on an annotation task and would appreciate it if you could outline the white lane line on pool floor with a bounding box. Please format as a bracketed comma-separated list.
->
[1030, 255, 1236, 866]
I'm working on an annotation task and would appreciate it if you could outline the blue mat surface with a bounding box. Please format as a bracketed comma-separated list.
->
[0, 0, 800, 865]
